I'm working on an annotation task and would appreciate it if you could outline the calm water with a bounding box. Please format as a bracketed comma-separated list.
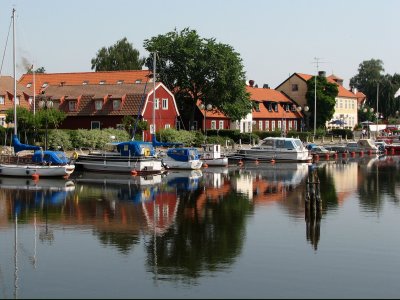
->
[1, 155, 400, 299]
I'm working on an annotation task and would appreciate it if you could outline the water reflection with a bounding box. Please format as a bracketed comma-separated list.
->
[1, 155, 400, 292]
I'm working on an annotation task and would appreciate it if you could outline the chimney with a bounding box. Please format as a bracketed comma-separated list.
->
[249, 80, 255, 87]
[263, 84, 269, 89]
[318, 71, 326, 77]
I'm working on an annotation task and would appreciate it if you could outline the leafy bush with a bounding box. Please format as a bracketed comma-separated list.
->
[48, 130, 72, 150]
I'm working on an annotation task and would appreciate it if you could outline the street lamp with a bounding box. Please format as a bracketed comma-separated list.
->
[38, 93, 53, 150]
[297, 105, 309, 132]
[199, 103, 212, 141]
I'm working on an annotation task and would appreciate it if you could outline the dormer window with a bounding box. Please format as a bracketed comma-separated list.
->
[99, 80, 106, 85]
[41, 82, 48, 88]
[113, 99, 121, 110]
[26, 82, 32, 88]
[82, 81, 88, 85]
[69, 101, 77, 111]
[268, 104, 272, 112]
[285, 104, 289, 112]
[95, 100, 103, 110]
[135, 80, 142, 83]
[274, 104, 278, 112]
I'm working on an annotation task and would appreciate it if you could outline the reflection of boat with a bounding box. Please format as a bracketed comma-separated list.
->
[72, 170, 165, 186]
[0, 176, 75, 191]
[239, 162, 310, 186]
[228, 137, 311, 162]
[165, 169, 203, 191]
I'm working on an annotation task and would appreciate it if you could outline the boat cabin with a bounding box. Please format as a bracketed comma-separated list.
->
[31, 150, 71, 165]
[201, 144, 222, 159]
[116, 141, 156, 156]
[255, 137, 305, 150]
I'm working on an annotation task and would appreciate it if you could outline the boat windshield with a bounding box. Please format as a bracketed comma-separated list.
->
[293, 140, 304, 149]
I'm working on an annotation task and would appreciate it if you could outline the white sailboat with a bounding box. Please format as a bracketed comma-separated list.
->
[0, 9, 75, 178]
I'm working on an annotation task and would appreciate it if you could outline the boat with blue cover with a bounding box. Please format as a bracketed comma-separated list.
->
[74, 140, 164, 174]
[158, 147, 203, 170]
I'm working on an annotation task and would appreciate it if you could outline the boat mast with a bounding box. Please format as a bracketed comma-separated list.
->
[12, 8, 17, 135]
[152, 52, 156, 139]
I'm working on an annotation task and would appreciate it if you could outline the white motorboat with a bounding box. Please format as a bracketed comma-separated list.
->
[229, 137, 312, 162]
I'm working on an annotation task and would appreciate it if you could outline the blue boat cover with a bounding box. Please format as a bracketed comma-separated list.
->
[166, 148, 200, 162]
[116, 141, 156, 156]
[32, 150, 71, 164]
[12, 134, 41, 153]
[152, 135, 183, 147]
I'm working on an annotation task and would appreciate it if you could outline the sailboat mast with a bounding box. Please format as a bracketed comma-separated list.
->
[152, 52, 156, 138]
[12, 8, 17, 135]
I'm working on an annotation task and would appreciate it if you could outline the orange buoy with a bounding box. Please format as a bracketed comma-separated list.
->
[270, 159, 275, 164]
[325, 153, 330, 160]
[351, 151, 356, 157]
[342, 152, 347, 158]
[391, 148, 395, 155]
[359, 151, 364, 156]
[32, 173, 39, 181]
[131, 170, 138, 176]
[237, 160, 243, 166]
[334, 153, 338, 159]
[203, 163, 208, 168]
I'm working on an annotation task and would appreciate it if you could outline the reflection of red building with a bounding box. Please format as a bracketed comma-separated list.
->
[142, 193, 179, 236]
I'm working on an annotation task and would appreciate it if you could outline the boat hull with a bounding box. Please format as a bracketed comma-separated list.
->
[230, 149, 311, 162]
[201, 157, 229, 167]
[75, 154, 164, 174]
[0, 163, 75, 177]
[162, 158, 203, 170]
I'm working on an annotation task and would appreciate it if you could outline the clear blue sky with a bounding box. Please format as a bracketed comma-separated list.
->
[1, 0, 399, 89]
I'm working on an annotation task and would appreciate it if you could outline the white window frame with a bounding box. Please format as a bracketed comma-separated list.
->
[265, 121, 269, 131]
[219, 120, 224, 129]
[69, 101, 77, 111]
[277, 120, 282, 129]
[258, 120, 263, 131]
[113, 100, 121, 110]
[91, 121, 100, 130]
[0, 96, 4, 105]
[154, 98, 159, 110]
[211, 120, 216, 129]
[162, 98, 168, 110]
[271, 121, 275, 131]
[95, 100, 103, 110]
[164, 123, 171, 129]
[15, 96, 20, 105]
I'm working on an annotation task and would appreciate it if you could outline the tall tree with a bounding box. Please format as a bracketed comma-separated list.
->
[91, 37, 145, 71]
[350, 59, 400, 119]
[143, 28, 252, 126]
[305, 75, 338, 130]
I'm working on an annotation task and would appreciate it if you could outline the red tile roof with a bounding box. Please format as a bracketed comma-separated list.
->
[18, 70, 152, 94]
[0, 76, 33, 110]
[296, 73, 357, 98]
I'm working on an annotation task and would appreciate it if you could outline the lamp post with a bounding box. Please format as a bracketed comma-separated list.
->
[199, 103, 212, 141]
[363, 107, 374, 138]
[38, 93, 53, 150]
[297, 105, 309, 132]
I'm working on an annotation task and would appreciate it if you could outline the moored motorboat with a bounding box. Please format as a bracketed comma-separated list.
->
[74, 140, 164, 174]
[158, 147, 203, 170]
[228, 137, 311, 162]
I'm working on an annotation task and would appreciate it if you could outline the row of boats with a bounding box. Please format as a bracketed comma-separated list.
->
[1, 135, 392, 179]
[0, 136, 314, 178]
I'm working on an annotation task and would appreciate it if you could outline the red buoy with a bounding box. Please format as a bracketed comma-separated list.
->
[131, 170, 138, 176]
[32, 173, 39, 181]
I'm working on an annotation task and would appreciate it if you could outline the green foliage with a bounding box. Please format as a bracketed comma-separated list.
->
[5, 107, 35, 133]
[91, 37, 145, 71]
[121, 115, 148, 136]
[47, 130, 72, 150]
[26, 66, 46, 74]
[350, 59, 400, 120]
[305, 75, 338, 129]
[70, 129, 129, 149]
[143, 27, 252, 124]
[156, 128, 199, 146]
[330, 128, 353, 138]
[35, 108, 66, 129]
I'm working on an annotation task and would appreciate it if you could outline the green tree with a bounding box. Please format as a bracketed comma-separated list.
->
[305, 75, 338, 130]
[5, 106, 35, 142]
[143, 28, 252, 125]
[121, 115, 148, 138]
[350, 59, 400, 119]
[26, 66, 46, 74]
[91, 37, 145, 71]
